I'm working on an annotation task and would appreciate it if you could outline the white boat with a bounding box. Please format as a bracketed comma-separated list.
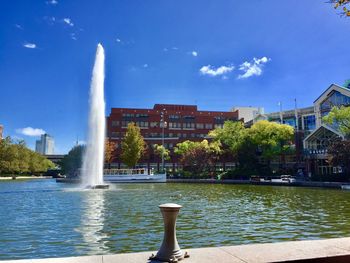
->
[341, 185, 350, 190]
[103, 168, 166, 183]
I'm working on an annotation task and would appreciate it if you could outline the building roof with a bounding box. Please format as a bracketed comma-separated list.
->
[266, 106, 314, 120]
[313, 83, 350, 104]
[303, 124, 344, 147]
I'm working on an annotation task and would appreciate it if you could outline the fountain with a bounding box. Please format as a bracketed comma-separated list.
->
[81, 43, 109, 189]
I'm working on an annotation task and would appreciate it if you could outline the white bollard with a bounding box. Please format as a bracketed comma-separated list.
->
[150, 203, 189, 262]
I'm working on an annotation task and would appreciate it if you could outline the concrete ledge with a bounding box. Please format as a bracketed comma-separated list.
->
[2, 237, 350, 263]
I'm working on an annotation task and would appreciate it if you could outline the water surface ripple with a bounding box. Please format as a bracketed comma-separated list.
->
[1, 179, 350, 260]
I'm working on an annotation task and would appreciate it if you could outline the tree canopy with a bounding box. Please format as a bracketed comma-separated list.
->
[104, 139, 116, 168]
[153, 144, 170, 161]
[247, 120, 294, 162]
[174, 139, 221, 176]
[323, 106, 350, 138]
[0, 137, 55, 175]
[330, 0, 350, 16]
[60, 145, 85, 175]
[327, 139, 350, 177]
[209, 121, 246, 154]
[120, 122, 146, 168]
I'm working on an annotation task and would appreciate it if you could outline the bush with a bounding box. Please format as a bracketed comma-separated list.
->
[220, 168, 257, 180]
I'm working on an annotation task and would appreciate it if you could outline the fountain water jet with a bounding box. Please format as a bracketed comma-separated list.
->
[81, 43, 108, 189]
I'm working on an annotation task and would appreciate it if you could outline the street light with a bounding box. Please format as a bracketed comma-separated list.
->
[161, 109, 167, 172]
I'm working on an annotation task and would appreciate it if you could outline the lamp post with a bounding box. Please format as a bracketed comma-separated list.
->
[161, 109, 167, 172]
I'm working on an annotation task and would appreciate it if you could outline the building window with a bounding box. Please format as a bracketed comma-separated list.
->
[183, 116, 195, 120]
[169, 115, 180, 120]
[205, 123, 213, 129]
[111, 121, 119, 127]
[196, 123, 204, 129]
[183, 122, 195, 129]
[304, 115, 316, 131]
[150, 122, 158, 128]
[214, 116, 225, 124]
[214, 124, 224, 128]
[283, 118, 296, 128]
[137, 121, 149, 128]
[150, 133, 159, 138]
[320, 91, 350, 113]
[122, 121, 132, 127]
[169, 122, 181, 129]
[111, 132, 119, 138]
[136, 113, 149, 118]
[122, 113, 134, 118]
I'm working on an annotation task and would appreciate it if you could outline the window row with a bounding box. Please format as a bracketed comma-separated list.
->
[109, 132, 207, 139]
[112, 121, 216, 129]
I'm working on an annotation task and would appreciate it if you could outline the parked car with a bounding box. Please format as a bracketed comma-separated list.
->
[281, 175, 296, 183]
[250, 175, 261, 182]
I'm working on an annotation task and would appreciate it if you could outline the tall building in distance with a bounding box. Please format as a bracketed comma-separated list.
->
[35, 134, 55, 155]
[0, 125, 3, 140]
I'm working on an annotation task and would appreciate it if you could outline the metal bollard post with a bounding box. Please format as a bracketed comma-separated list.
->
[150, 203, 189, 262]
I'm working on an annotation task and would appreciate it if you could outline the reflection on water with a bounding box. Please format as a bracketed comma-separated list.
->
[75, 190, 108, 254]
[1, 179, 350, 260]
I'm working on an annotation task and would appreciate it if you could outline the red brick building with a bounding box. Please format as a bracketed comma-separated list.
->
[107, 104, 239, 171]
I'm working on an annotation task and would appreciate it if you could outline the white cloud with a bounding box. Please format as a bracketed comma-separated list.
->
[47, 0, 58, 5]
[238, 57, 271, 79]
[199, 64, 234, 77]
[116, 38, 121, 43]
[23, 42, 37, 49]
[15, 24, 23, 30]
[63, 18, 74, 27]
[70, 33, 77, 40]
[16, 127, 46, 137]
[191, 51, 198, 57]
[143, 64, 148, 68]
[43, 16, 56, 25]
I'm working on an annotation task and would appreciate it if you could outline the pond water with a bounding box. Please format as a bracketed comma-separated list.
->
[1, 179, 350, 260]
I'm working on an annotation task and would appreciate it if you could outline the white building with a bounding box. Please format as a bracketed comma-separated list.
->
[35, 134, 54, 155]
[231, 106, 265, 123]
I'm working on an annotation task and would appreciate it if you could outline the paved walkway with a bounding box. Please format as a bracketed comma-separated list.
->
[3, 237, 350, 262]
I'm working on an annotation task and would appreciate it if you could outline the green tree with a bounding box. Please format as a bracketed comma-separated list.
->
[209, 121, 247, 167]
[153, 144, 170, 161]
[247, 120, 294, 169]
[209, 121, 246, 153]
[323, 106, 350, 138]
[0, 137, 54, 176]
[16, 141, 30, 174]
[174, 140, 222, 177]
[60, 145, 85, 175]
[121, 122, 146, 168]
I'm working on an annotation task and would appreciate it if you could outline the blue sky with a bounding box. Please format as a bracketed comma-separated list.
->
[0, 0, 349, 154]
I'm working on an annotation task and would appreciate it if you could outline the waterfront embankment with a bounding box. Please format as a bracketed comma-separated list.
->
[0, 176, 51, 181]
[2, 237, 350, 262]
[167, 178, 346, 189]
